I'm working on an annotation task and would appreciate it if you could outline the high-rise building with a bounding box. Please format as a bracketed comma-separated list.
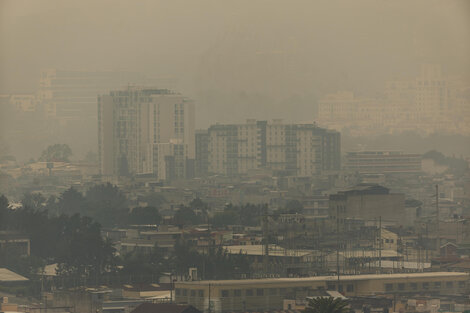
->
[197, 120, 340, 177]
[98, 87, 195, 179]
[37, 69, 167, 154]
[195, 130, 210, 177]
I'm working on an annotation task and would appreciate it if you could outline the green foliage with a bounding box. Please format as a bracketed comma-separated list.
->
[58, 187, 88, 215]
[211, 203, 266, 227]
[128, 206, 162, 225]
[304, 297, 349, 313]
[138, 192, 167, 207]
[173, 206, 203, 226]
[86, 183, 129, 226]
[211, 210, 239, 228]
[21, 192, 46, 211]
[39, 144, 72, 162]
[422, 150, 468, 175]
[0, 195, 116, 282]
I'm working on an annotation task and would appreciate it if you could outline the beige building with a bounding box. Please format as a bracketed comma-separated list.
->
[329, 184, 406, 225]
[98, 87, 195, 178]
[174, 272, 469, 313]
[317, 64, 470, 135]
[202, 120, 340, 177]
[9, 94, 37, 112]
[153, 140, 188, 181]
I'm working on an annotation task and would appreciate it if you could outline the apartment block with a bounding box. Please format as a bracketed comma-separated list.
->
[197, 120, 340, 177]
[98, 87, 195, 180]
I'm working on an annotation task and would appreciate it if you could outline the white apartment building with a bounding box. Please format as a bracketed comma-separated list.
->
[98, 87, 195, 179]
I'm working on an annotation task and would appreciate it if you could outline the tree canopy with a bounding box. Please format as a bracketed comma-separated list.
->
[304, 297, 349, 313]
[39, 144, 72, 162]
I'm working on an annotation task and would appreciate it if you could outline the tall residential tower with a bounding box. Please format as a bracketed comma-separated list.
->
[98, 87, 195, 179]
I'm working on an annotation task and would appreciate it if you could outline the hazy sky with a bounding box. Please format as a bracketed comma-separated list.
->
[1, 0, 470, 126]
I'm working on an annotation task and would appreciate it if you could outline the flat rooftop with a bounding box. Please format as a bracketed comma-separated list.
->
[175, 272, 469, 286]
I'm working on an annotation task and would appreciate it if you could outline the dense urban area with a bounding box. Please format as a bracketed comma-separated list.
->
[0, 64, 469, 313]
[1, 1, 470, 313]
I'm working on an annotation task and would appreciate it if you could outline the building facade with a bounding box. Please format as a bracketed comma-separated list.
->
[98, 87, 195, 179]
[197, 120, 340, 177]
[317, 64, 470, 135]
[345, 151, 422, 174]
[175, 272, 469, 313]
[329, 184, 406, 225]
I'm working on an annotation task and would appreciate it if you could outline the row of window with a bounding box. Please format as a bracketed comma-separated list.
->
[384, 280, 465, 292]
[177, 286, 356, 298]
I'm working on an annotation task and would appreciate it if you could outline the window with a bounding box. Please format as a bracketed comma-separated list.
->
[410, 283, 417, 290]
[190, 290, 196, 297]
[458, 281, 465, 288]
[338, 285, 343, 293]
[385, 284, 393, 292]
[327, 284, 336, 291]
[175, 289, 181, 296]
[398, 283, 405, 291]
[279, 288, 287, 295]
[221, 290, 229, 297]
[422, 282, 429, 290]
[269, 288, 277, 295]
[182, 289, 188, 296]
[256, 289, 264, 296]
[198, 290, 204, 297]
[246, 289, 254, 296]
[347, 284, 354, 292]
[446, 281, 453, 288]
[434, 282, 441, 289]
[234, 289, 241, 297]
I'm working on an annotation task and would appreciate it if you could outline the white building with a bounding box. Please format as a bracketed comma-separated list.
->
[98, 87, 195, 178]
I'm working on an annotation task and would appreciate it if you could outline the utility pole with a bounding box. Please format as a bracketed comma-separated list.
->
[263, 206, 269, 275]
[336, 205, 340, 283]
[436, 184, 440, 255]
[379, 216, 382, 273]
[208, 283, 211, 313]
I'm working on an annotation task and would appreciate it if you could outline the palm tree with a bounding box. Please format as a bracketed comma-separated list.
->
[303, 297, 349, 313]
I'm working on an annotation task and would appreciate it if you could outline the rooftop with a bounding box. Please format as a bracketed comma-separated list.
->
[175, 272, 469, 286]
[0, 268, 29, 282]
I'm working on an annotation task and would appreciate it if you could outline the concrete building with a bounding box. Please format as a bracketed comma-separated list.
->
[174, 272, 469, 313]
[98, 87, 195, 179]
[318, 64, 470, 135]
[198, 120, 340, 177]
[9, 94, 37, 112]
[0, 231, 30, 257]
[329, 184, 406, 225]
[345, 151, 422, 174]
[195, 130, 210, 177]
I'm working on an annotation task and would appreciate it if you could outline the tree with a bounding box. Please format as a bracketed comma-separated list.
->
[127, 206, 162, 225]
[0, 195, 9, 228]
[58, 187, 88, 215]
[138, 193, 166, 208]
[86, 183, 128, 226]
[304, 297, 349, 313]
[21, 192, 46, 211]
[173, 206, 202, 226]
[39, 144, 72, 162]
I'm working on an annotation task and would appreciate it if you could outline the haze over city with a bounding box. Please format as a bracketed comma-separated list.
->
[0, 1, 470, 313]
